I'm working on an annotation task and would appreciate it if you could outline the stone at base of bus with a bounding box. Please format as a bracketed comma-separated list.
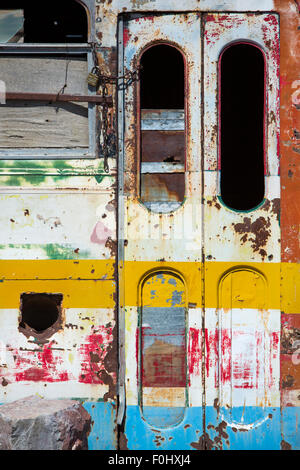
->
[0, 395, 91, 450]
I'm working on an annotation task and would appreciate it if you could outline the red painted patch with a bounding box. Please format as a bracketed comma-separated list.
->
[188, 328, 201, 381]
[221, 329, 231, 384]
[270, 331, 279, 387]
[79, 327, 113, 384]
[264, 15, 278, 26]
[14, 341, 69, 383]
[205, 329, 219, 386]
[123, 28, 130, 48]
[232, 331, 256, 389]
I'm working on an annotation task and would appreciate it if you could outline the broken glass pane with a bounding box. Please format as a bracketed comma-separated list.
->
[0, 10, 24, 43]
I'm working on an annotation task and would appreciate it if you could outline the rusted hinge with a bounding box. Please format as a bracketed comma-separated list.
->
[4, 92, 113, 105]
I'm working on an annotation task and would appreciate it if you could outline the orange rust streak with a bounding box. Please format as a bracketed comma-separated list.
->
[275, 1, 300, 262]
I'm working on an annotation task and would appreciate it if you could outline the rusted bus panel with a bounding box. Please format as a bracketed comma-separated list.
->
[274, 1, 300, 429]
[274, 0, 300, 265]
[0, 0, 298, 451]
[141, 173, 185, 202]
[281, 313, 300, 407]
[0, 0, 119, 450]
[204, 195, 281, 262]
[123, 13, 201, 197]
[97, 0, 275, 48]
[203, 12, 280, 263]
[141, 130, 185, 163]
[0, 306, 116, 400]
[0, 191, 116, 261]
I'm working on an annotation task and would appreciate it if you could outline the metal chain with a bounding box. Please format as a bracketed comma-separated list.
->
[88, 42, 141, 172]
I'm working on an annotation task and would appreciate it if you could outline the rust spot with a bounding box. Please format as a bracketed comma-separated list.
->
[215, 420, 228, 441]
[102, 324, 118, 401]
[262, 199, 271, 212]
[213, 398, 220, 415]
[281, 323, 300, 354]
[10, 219, 15, 223]
[282, 374, 295, 388]
[281, 440, 292, 450]
[24, 209, 29, 216]
[119, 431, 128, 450]
[271, 198, 280, 223]
[190, 432, 214, 450]
[99, 369, 116, 401]
[233, 216, 271, 258]
[1, 377, 8, 387]
[90, 352, 101, 363]
[105, 237, 117, 257]
[65, 323, 78, 330]
[74, 248, 80, 254]
[207, 196, 221, 210]
[184, 424, 191, 429]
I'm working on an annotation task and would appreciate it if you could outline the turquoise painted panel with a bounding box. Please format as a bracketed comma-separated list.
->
[205, 406, 282, 450]
[125, 405, 203, 450]
[83, 401, 117, 450]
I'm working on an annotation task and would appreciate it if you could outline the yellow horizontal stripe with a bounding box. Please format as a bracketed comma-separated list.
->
[281, 262, 300, 314]
[0, 260, 297, 312]
[123, 261, 299, 312]
[0, 259, 115, 280]
[0, 279, 115, 308]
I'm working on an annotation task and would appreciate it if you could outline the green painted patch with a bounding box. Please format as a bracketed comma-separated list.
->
[0, 243, 92, 260]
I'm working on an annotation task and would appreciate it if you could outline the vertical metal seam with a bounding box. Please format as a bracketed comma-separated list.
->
[200, 12, 207, 446]
[117, 15, 126, 428]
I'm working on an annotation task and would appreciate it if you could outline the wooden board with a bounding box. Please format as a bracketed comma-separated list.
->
[0, 57, 89, 148]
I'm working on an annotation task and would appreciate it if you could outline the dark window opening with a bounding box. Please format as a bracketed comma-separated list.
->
[140, 45, 184, 109]
[220, 43, 265, 211]
[140, 45, 185, 212]
[0, 1, 87, 43]
[20, 293, 63, 333]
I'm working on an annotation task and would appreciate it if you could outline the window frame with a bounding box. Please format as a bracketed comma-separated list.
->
[0, 1, 99, 160]
[137, 41, 187, 212]
[217, 39, 267, 210]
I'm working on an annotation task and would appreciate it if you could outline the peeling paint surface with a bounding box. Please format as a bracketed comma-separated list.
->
[0, 0, 299, 451]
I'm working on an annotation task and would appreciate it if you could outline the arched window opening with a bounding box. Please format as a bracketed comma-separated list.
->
[140, 45, 185, 213]
[220, 43, 265, 211]
[140, 272, 187, 428]
[0, 1, 87, 43]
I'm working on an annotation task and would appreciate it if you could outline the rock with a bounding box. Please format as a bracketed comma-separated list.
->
[0, 395, 91, 450]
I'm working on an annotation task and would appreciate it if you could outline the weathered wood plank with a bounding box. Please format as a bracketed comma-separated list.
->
[0, 57, 88, 94]
[0, 101, 88, 148]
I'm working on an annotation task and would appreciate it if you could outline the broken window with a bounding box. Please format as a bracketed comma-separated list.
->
[0, 1, 87, 43]
[219, 43, 265, 211]
[19, 293, 63, 339]
[139, 45, 185, 213]
[0, 1, 97, 158]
